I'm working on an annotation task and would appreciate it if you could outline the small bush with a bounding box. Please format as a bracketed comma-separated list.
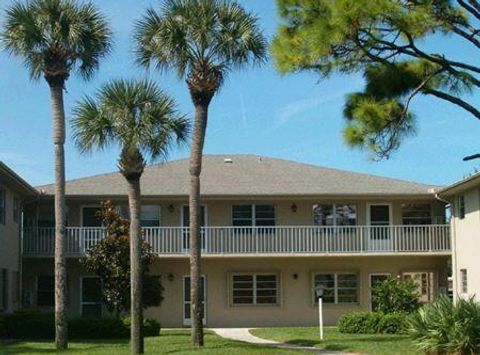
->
[372, 277, 420, 314]
[69, 317, 129, 339]
[407, 296, 480, 355]
[122, 316, 161, 337]
[3, 310, 160, 339]
[5, 311, 55, 339]
[338, 311, 407, 334]
[0, 314, 6, 338]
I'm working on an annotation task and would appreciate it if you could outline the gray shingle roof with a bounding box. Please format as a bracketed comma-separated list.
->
[36, 155, 439, 197]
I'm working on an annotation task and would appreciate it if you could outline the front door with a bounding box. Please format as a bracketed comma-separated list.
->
[181, 205, 207, 251]
[369, 273, 391, 310]
[183, 275, 206, 326]
[368, 204, 392, 251]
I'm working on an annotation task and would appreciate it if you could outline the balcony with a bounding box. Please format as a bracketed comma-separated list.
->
[22, 225, 451, 257]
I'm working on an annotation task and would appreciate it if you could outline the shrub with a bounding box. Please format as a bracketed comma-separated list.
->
[122, 316, 161, 337]
[407, 296, 480, 355]
[338, 311, 407, 334]
[372, 277, 420, 314]
[69, 317, 129, 339]
[3, 310, 160, 339]
[5, 311, 55, 339]
[0, 314, 6, 338]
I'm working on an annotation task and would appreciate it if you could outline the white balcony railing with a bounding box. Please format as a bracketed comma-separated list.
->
[23, 225, 451, 257]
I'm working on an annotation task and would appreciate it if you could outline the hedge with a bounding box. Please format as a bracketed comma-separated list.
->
[1, 310, 160, 339]
[338, 311, 407, 334]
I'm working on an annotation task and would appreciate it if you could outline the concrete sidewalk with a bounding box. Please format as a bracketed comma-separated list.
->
[211, 328, 348, 354]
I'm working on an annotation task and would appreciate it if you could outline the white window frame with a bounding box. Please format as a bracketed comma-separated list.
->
[312, 203, 357, 226]
[230, 272, 280, 307]
[231, 204, 277, 226]
[312, 272, 359, 305]
[367, 203, 393, 226]
[140, 205, 161, 227]
[80, 276, 102, 317]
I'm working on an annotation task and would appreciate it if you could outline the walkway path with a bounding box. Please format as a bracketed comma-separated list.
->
[211, 328, 348, 354]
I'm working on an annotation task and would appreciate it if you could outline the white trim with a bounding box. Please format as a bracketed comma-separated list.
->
[182, 275, 206, 326]
[368, 273, 391, 311]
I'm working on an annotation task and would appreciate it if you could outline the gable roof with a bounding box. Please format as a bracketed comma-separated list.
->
[438, 172, 480, 198]
[36, 155, 439, 198]
[0, 161, 38, 197]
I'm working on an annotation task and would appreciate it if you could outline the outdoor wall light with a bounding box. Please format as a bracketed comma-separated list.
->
[167, 273, 175, 282]
[168, 204, 175, 213]
[293, 273, 299, 280]
[291, 203, 298, 213]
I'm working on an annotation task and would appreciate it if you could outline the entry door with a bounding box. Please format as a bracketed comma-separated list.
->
[81, 207, 102, 252]
[369, 273, 391, 310]
[182, 205, 207, 251]
[368, 204, 392, 251]
[183, 275, 206, 326]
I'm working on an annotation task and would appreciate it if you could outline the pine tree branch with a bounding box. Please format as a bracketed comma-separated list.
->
[426, 89, 480, 119]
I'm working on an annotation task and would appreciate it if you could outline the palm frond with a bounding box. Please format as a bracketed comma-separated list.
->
[2, 0, 112, 82]
[134, 0, 267, 92]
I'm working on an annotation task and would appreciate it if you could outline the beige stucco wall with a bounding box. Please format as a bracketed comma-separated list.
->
[29, 197, 446, 227]
[0, 183, 23, 312]
[22, 255, 448, 327]
[450, 187, 480, 301]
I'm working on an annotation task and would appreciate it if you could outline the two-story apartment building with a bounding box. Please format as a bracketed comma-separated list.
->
[438, 172, 480, 301]
[21, 155, 451, 327]
[0, 161, 37, 313]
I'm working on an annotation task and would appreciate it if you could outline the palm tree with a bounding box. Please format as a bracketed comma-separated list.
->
[2, 0, 111, 349]
[72, 79, 189, 354]
[134, 0, 267, 346]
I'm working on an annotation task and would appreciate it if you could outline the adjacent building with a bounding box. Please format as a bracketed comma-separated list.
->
[21, 155, 451, 327]
[0, 161, 37, 313]
[438, 173, 480, 301]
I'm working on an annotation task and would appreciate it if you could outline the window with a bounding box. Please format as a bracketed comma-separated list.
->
[37, 276, 54, 306]
[461, 269, 468, 294]
[82, 207, 102, 227]
[232, 205, 276, 226]
[140, 205, 160, 227]
[313, 204, 356, 226]
[458, 195, 465, 219]
[403, 272, 434, 302]
[232, 273, 279, 306]
[402, 203, 431, 225]
[81, 277, 102, 317]
[38, 205, 55, 228]
[313, 273, 358, 304]
[0, 188, 5, 225]
[13, 197, 20, 224]
[117, 205, 161, 227]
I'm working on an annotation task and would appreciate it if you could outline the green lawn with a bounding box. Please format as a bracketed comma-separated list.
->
[250, 327, 420, 355]
[0, 330, 299, 355]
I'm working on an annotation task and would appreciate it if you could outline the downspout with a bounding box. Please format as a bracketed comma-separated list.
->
[434, 191, 457, 302]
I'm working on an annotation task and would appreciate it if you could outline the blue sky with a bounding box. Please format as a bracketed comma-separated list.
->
[0, 0, 479, 187]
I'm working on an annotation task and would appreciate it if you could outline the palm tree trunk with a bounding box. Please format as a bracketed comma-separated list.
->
[127, 177, 144, 354]
[49, 82, 68, 350]
[189, 102, 208, 347]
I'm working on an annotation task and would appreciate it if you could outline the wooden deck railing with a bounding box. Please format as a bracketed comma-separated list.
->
[23, 225, 451, 257]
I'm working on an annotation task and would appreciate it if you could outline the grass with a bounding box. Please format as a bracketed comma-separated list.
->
[250, 327, 420, 355]
[0, 330, 299, 355]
